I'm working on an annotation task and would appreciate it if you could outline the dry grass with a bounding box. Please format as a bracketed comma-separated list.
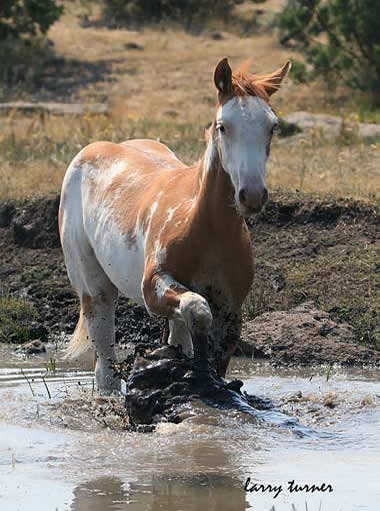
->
[1, 112, 379, 201]
[0, 113, 205, 199]
[0, 0, 379, 201]
[269, 134, 380, 200]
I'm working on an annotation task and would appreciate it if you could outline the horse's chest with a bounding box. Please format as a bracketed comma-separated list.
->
[189, 242, 254, 307]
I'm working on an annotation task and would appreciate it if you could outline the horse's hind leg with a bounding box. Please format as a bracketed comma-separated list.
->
[60, 171, 120, 393]
[62, 234, 120, 393]
[82, 287, 120, 394]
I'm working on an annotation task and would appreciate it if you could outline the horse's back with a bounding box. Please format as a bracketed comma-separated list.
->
[120, 139, 187, 171]
[73, 138, 186, 178]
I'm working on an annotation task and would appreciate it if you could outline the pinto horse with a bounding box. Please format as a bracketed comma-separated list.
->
[59, 58, 290, 393]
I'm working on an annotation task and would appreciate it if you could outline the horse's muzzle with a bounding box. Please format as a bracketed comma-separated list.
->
[238, 187, 268, 216]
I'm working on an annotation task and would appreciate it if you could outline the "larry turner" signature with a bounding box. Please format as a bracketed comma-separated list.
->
[244, 478, 334, 499]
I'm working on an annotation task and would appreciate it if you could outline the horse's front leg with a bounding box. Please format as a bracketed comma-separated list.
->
[142, 271, 212, 369]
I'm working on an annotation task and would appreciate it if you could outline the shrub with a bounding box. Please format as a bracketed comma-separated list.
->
[102, 0, 245, 30]
[0, 1, 63, 97]
[278, 0, 380, 100]
[0, 0, 63, 41]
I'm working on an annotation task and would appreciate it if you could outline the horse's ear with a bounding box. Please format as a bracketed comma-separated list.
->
[262, 61, 291, 96]
[214, 58, 232, 96]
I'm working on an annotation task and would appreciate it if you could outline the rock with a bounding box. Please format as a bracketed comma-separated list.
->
[22, 339, 46, 355]
[124, 42, 144, 50]
[210, 32, 224, 40]
[240, 301, 380, 366]
[284, 112, 343, 137]
[0, 102, 108, 117]
[164, 110, 179, 118]
[278, 117, 302, 137]
[284, 111, 380, 140]
[358, 123, 380, 139]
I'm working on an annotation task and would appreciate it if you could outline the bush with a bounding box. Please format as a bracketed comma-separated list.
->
[278, 0, 380, 100]
[0, 0, 63, 41]
[102, 0, 244, 30]
[0, 1, 63, 97]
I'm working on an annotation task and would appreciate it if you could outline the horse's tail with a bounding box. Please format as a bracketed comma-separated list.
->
[65, 306, 92, 360]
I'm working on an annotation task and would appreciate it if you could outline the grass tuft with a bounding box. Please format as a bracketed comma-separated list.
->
[0, 289, 40, 344]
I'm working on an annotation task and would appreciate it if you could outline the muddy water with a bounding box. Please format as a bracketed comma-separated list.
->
[0, 345, 379, 511]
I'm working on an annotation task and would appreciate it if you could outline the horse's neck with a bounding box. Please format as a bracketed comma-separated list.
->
[195, 135, 243, 233]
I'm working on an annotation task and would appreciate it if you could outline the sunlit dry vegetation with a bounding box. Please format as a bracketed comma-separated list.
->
[1, 112, 379, 201]
[0, 0, 379, 201]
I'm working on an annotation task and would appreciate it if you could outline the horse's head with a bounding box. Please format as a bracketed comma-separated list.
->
[212, 57, 291, 217]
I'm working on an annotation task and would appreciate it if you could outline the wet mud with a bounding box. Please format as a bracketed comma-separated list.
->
[118, 341, 322, 438]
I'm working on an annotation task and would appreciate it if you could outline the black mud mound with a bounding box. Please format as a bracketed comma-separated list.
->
[117, 341, 325, 438]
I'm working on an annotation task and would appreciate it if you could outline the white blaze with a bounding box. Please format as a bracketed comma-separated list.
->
[215, 96, 277, 211]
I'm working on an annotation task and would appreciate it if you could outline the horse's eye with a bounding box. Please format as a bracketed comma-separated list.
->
[271, 124, 278, 135]
[218, 125, 225, 133]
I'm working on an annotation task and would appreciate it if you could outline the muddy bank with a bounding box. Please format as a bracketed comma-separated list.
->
[0, 192, 378, 365]
[241, 302, 380, 366]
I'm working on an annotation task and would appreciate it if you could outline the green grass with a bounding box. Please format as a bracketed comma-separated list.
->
[0, 289, 40, 344]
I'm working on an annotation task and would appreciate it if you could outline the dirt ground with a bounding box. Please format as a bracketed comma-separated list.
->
[0, 191, 378, 365]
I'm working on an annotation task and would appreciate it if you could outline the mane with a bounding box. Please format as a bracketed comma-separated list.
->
[231, 72, 269, 101]
[230, 61, 281, 102]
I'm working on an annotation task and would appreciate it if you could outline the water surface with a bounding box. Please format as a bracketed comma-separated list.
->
[0, 346, 379, 510]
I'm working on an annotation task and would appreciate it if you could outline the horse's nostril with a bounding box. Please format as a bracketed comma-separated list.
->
[262, 188, 268, 204]
[239, 189, 247, 205]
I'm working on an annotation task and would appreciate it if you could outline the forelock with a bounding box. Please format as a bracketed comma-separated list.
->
[231, 72, 270, 102]
[218, 63, 282, 106]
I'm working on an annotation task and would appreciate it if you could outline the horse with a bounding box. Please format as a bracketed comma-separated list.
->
[58, 57, 290, 393]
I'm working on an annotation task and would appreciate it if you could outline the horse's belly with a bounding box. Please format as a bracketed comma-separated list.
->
[85, 215, 145, 306]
